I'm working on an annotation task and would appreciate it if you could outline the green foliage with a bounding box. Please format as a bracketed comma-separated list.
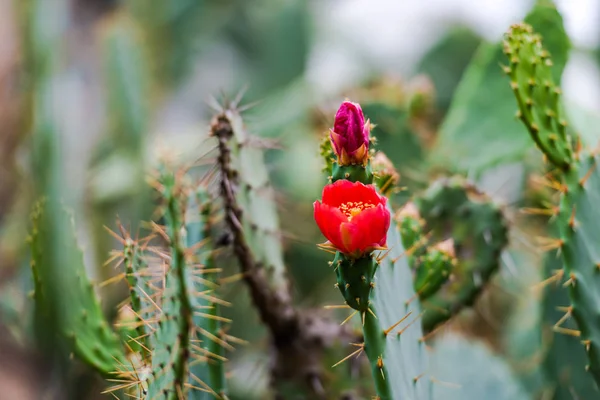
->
[431, 0, 571, 174]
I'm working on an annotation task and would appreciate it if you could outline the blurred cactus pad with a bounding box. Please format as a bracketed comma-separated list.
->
[0, 0, 600, 399]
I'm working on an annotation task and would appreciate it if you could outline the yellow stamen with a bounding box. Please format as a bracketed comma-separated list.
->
[339, 201, 375, 221]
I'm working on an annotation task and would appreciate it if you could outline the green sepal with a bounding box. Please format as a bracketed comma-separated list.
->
[333, 252, 377, 312]
[332, 161, 374, 185]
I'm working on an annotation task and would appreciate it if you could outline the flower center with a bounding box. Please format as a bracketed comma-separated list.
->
[339, 201, 375, 221]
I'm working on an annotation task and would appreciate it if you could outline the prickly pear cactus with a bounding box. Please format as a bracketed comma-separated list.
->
[185, 187, 229, 399]
[403, 177, 509, 331]
[502, 24, 573, 170]
[225, 108, 289, 294]
[29, 199, 126, 376]
[505, 22, 600, 387]
[541, 251, 599, 399]
[316, 102, 432, 399]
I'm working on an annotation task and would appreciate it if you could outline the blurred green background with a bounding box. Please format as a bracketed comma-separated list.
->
[0, 0, 598, 398]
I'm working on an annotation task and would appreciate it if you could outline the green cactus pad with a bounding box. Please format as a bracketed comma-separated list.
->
[505, 21, 600, 388]
[541, 251, 600, 399]
[412, 176, 509, 331]
[555, 153, 600, 387]
[225, 109, 288, 292]
[364, 204, 432, 400]
[29, 199, 126, 377]
[431, 334, 529, 400]
[502, 23, 573, 170]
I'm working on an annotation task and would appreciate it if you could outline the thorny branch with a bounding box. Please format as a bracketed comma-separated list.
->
[211, 113, 355, 398]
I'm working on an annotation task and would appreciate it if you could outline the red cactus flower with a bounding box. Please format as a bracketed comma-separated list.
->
[314, 180, 390, 256]
[330, 101, 371, 166]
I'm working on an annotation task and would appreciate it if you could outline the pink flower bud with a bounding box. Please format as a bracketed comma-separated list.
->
[329, 101, 370, 166]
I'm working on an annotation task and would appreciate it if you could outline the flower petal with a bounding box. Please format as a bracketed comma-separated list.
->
[314, 201, 347, 250]
[329, 129, 345, 155]
[339, 222, 361, 254]
[321, 180, 384, 208]
[349, 203, 391, 251]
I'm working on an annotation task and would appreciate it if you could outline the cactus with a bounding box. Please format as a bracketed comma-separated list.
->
[29, 199, 126, 376]
[11, 2, 600, 399]
[399, 179, 508, 331]
[431, 333, 529, 400]
[317, 102, 432, 399]
[144, 167, 209, 399]
[401, 177, 509, 331]
[505, 22, 600, 387]
[221, 108, 289, 295]
[367, 210, 433, 399]
[185, 187, 229, 399]
[328, 207, 432, 400]
[540, 252, 599, 398]
[502, 24, 572, 170]
[119, 229, 154, 360]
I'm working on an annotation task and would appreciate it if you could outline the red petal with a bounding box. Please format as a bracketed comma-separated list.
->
[314, 201, 347, 250]
[322, 180, 385, 208]
[339, 222, 361, 253]
[349, 203, 391, 251]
